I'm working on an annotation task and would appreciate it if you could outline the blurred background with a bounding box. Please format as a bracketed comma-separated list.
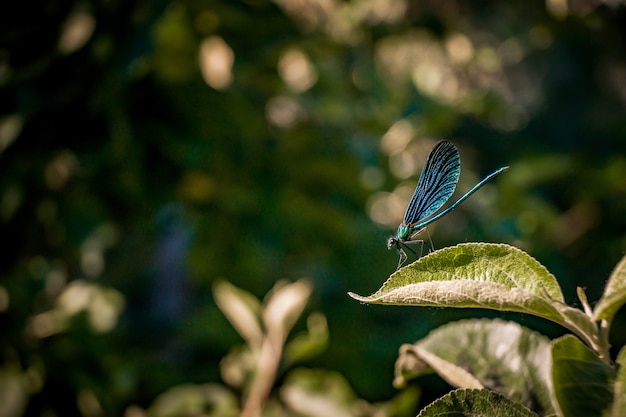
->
[2, 0, 626, 415]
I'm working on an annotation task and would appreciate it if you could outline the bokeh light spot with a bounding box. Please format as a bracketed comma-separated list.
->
[0, 286, 9, 312]
[266, 95, 305, 129]
[45, 151, 79, 191]
[29, 312, 62, 339]
[278, 47, 318, 93]
[58, 281, 93, 315]
[546, 0, 569, 19]
[88, 288, 125, 333]
[77, 389, 104, 417]
[380, 119, 413, 155]
[45, 268, 67, 298]
[0, 114, 23, 153]
[199, 36, 234, 89]
[0, 184, 22, 222]
[498, 38, 524, 66]
[360, 166, 385, 190]
[58, 11, 96, 54]
[367, 183, 418, 228]
[475, 47, 501, 72]
[445, 33, 474, 65]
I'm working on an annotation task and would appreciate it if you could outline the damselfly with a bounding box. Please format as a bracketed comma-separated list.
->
[387, 140, 508, 268]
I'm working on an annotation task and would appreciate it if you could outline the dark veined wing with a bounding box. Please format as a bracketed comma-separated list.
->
[402, 141, 461, 224]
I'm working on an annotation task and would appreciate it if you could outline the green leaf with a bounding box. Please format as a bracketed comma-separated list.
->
[610, 346, 626, 417]
[280, 368, 360, 416]
[148, 383, 239, 417]
[282, 312, 329, 369]
[396, 343, 484, 390]
[262, 279, 313, 341]
[551, 335, 615, 417]
[213, 280, 264, 350]
[279, 368, 420, 417]
[350, 243, 564, 320]
[417, 388, 539, 417]
[350, 243, 605, 357]
[593, 253, 626, 322]
[394, 318, 555, 415]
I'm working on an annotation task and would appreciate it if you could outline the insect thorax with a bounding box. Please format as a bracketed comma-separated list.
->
[396, 223, 413, 241]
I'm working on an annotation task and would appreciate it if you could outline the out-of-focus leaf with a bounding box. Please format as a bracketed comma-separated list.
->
[151, 3, 198, 82]
[280, 367, 419, 417]
[0, 366, 29, 417]
[219, 345, 256, 390]
[147, 383, 239, 417]
[213, 281, 263, 350]
[372, 386, 421, 417]
[280, 368, 359, 417]
[282, 311, 329, 368]
[263, 279, 312, 341]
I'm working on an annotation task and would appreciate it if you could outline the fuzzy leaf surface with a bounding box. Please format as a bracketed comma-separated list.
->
[417, 388, 538, 417]
[593, 253, 626, 322]
[394, 318, 554, 415]
[350, 243, 565, 323]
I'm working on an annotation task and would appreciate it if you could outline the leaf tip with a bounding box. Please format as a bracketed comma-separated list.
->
[347, 292, 369, 302]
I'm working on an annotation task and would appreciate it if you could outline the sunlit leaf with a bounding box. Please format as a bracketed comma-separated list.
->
[395, 342, 484, 390]
[263, 279, 312, 341]
[282, 312, 329, 368]
[351, 243, 603, 356]
[148, 383, 239, 417]
[280, 368, 419, 417]
[394, 318, 555, 415]
[593, 253, 626, 322]
[279, 368, 361, 417]
[350, 243, 564, 320]
[0, 367, 29, 417]
[219, 345, 256, 389]
[213, 281, 263, 350]
[551, 335, 614, 417]
[417, 389, 539, 417]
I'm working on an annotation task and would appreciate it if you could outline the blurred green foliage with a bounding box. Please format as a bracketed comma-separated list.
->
[1, 0, 626, 415]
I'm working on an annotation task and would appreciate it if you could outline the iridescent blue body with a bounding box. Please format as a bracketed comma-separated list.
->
[395, 223, 414, 241]
[387, 140, 508, 268]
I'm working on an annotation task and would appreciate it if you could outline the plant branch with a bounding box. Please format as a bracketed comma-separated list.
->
[240, 332, 284, 417]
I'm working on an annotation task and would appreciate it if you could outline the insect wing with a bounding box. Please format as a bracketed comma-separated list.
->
[403, 141, 461, 224]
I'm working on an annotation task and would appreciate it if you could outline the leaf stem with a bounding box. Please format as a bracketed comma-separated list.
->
[561, 319, 612, 366]
[598, 319, 613, 366]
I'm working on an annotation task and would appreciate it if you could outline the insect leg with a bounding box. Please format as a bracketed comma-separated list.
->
[396, 246, 408, 269]
[398, 239, 426, 268]
[424, 227, 434, 253]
